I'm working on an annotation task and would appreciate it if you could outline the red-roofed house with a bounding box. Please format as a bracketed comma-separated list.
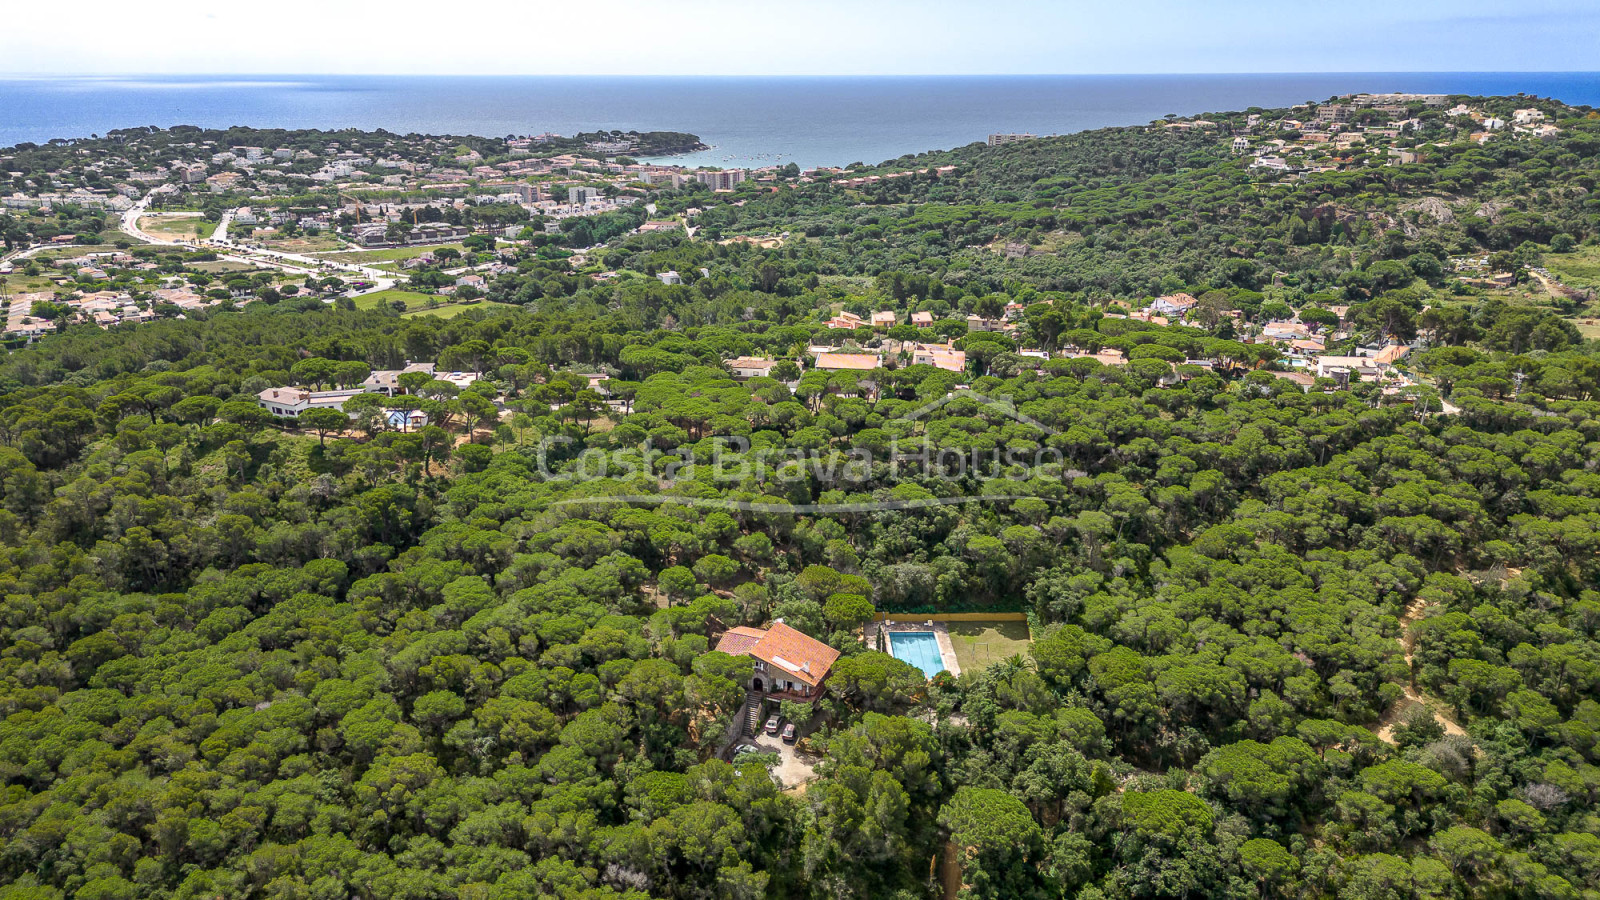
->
[911, 342, 966, 373]
[812, 352, 881, 371]
[1373, 344, 1410, 366]
[714, 622, 840, 699]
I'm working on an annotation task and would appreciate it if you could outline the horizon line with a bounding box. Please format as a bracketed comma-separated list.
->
[2, 69, 1599, 79]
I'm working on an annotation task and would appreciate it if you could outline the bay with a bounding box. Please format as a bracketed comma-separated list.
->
[2, 72, 1597, 169]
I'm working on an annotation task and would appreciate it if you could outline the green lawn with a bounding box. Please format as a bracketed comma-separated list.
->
[317, 243, 467, 265]
[1546, 246, 1600, 292]
[402, 300, 515, 319]
[34, 244, 134, 260]
[945, 620, 1032, 672]
[0, 274, 67, 294]
[355, 289, 446, 311]
[191, 260, 257, 274]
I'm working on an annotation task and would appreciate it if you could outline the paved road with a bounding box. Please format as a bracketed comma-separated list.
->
[120, 193, 396, 298]
[211, 210, 232, 243]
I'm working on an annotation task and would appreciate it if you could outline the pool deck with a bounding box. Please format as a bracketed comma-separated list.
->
[867, 620, 962, 678]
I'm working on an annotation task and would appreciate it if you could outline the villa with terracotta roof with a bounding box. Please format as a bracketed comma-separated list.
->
[714, 622, 840, 700]
[812, 352, 881, 372]
[1373, 344, 1410, 366]
[911, 342, 966, 373]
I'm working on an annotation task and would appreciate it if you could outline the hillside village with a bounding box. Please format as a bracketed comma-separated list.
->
[1, 93, 1595, 417]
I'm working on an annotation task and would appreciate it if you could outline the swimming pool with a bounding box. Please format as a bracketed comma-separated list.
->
[888, 631, 946, 678]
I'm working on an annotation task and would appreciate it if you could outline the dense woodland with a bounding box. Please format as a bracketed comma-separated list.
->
[0, 96, 1599, 900]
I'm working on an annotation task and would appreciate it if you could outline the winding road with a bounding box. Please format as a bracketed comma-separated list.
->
[121, 195, 396, 297]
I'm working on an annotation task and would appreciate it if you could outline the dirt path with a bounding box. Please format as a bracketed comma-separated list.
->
[1375, 598, 1468, 743]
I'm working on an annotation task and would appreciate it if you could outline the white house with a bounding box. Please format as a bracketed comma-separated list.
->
[363, 362, 438, 396]
[256, 387, 365, 418]
[1149, 293, 1198, 317]
[1314, 356, 1381, 382]
[726, 357, 782, 380]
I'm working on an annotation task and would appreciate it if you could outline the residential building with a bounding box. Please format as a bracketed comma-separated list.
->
[1149, 293, 1198, 317]
[1261, 321, 1311, 342]
[256, 387, 364, 419]
[386, 409, 430, 431]
[1372, 344, 1410, 366]
[812, 352, 881, 371]
[987, 133, 1036, 146]
[911, 342, 966, 373]
[726, 357, 782, 380]
[510, 183, 545, 203]
[568, 185, 604, 205]
[825, 311, 866, 330]
[694, 169, 747, 190]
[363, 362, 439, 396]
[871, 310, 897, 329]
[713, 622, 840, 700]
[910, 311, 934, 327]
[657, 271, 682, 285]
[1315, 356, 1382, 382]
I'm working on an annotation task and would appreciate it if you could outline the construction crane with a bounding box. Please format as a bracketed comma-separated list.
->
[338, 192, 363, 224]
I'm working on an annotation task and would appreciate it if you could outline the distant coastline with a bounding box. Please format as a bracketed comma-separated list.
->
[3, 72, 1599, 169]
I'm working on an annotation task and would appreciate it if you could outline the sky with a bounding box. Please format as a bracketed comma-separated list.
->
[3, 0, 1598, 75]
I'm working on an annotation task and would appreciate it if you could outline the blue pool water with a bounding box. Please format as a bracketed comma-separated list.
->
[888, 632, 946, 678]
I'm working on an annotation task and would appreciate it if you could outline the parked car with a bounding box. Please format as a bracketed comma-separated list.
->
[781, 723, 797, 744]
[763, 715, 781, 735]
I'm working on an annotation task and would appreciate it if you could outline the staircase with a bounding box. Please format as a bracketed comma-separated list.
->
[743, 692, 763, 736]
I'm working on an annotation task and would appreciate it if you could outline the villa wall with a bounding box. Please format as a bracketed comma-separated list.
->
[873, 611, 1027, 623]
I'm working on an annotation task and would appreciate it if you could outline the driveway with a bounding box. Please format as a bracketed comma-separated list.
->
[733, 730, 819, 789]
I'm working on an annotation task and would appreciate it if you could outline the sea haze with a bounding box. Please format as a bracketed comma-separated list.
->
[2, 73, 1598, 168]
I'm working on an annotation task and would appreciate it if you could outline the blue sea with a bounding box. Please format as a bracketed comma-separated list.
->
[2, 73, 1598, 169]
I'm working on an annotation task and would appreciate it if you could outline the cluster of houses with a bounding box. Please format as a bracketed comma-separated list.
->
[3, 253, 223, 339]
[1140, 293, 1414, 389]
[1220, 94, 1564, 177]
[725, 340, 969, 382]
[722, 292, 1417, 394]
[823, 307, 1017, 335]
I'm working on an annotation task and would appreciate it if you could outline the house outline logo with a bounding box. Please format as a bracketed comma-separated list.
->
[892, 389, 1058, 435]
[542, 389, 1074, 514]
